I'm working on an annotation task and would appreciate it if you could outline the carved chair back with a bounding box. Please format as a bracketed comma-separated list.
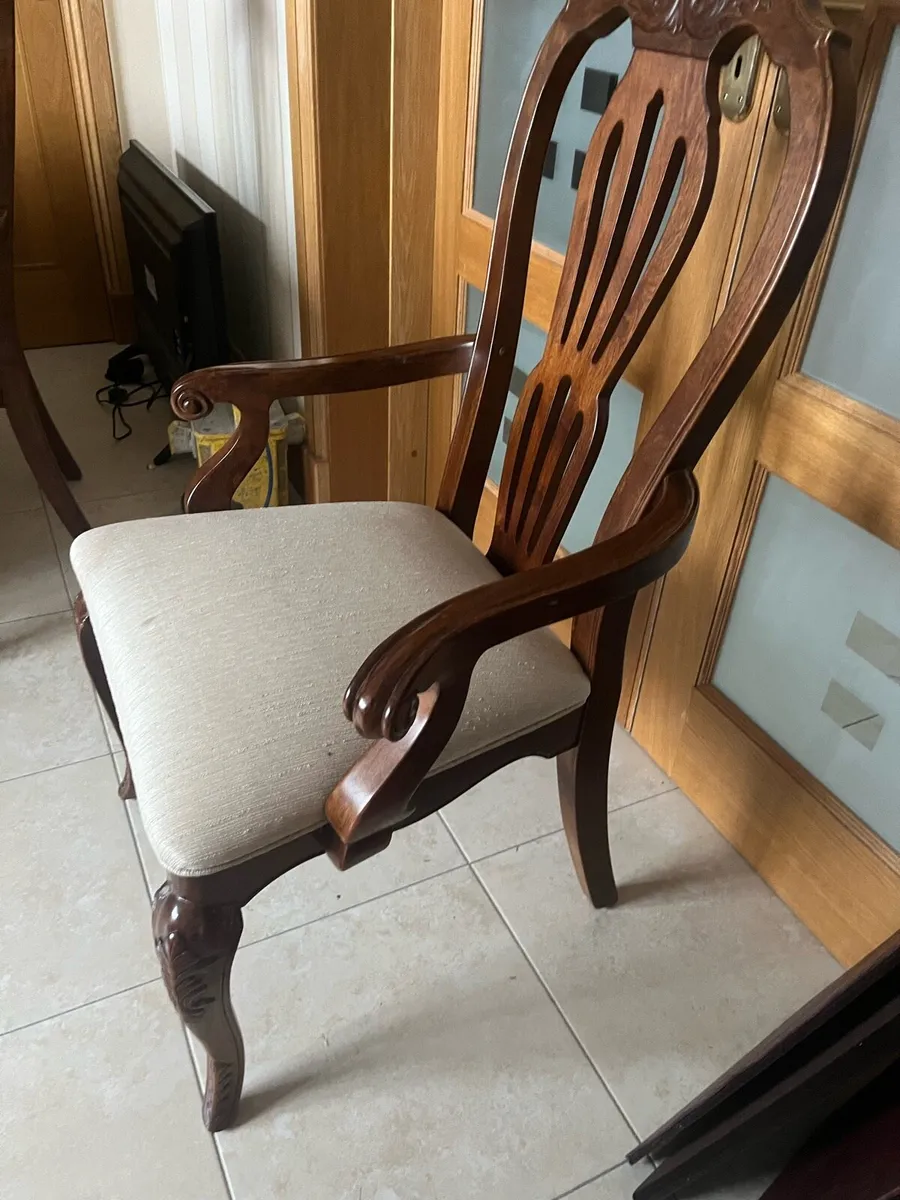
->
[437, 0, 855, 656]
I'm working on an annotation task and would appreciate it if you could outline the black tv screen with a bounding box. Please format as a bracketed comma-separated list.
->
[118, 140, 229, 388]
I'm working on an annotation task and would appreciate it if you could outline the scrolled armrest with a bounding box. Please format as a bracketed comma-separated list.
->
[344, 470, 699, 742]
[169, 334, 475, 512]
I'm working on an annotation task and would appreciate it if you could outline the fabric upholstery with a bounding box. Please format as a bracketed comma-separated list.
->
[71, 503, 590, 877]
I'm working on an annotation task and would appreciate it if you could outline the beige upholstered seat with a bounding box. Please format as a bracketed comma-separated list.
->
[71, 503, 590, 877]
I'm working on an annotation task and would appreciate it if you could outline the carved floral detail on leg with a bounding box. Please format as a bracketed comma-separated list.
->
[152, 882, 245, 1131]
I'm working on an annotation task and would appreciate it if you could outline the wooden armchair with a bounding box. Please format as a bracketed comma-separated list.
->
[70, 0, 854, 1133]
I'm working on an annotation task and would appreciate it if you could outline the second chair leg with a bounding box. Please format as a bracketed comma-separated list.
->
[558, 599, 636, 909]
[558, 743, 618, 908]
[3, 359, 89, 537]
[32, 379, 82, 481]
[152, 882, 245, 1131]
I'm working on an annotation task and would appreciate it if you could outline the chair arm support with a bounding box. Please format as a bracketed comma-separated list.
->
[169, 334, 475, 513]
[344, 470, 699, 743]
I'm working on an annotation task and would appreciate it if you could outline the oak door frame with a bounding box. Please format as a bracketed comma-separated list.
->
[286, 0, 444, 505]
[57, 0, 132, 341]
[634, 1, 900, 968]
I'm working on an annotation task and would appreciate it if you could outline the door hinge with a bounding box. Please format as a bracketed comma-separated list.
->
[720, 36, 762, 123]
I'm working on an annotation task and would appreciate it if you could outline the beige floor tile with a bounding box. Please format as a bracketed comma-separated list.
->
[49, 489, 186, 603]
[0, 508, 70, 621]
[476, 791, 841, 1139]
[0, 757, 156, 1033]
[0, 413, 44, 515]
[442, 728, 675, 863]
[565, 1161, 651, 1198]
[0, 981, 228, 1200]
[565, 1160, 774, 1199]
[216, 870, 634, 1200]
[0, 612, 107, 781]
[26, 343, 195, 505]
[242, 815, 465, 944]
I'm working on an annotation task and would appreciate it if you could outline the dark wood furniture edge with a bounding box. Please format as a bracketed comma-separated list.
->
[170, 334, 475, 514]
[634, 995, 900, 1200]
[630, 928, 900, 1162]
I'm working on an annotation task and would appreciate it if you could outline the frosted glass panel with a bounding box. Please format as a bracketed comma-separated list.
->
[472, 2, 633, 255]
[714, 476, 900, 850]
[803, 31, 900, 418]
[465, 286, 642, 553]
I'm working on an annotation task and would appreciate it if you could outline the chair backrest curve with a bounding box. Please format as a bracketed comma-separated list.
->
[436, 0, 856, 580]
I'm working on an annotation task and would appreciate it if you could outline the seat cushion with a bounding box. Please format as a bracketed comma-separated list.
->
[71, 503, 590, 877]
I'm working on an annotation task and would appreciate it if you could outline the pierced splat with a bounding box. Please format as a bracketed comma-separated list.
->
[440, 0, 853, 577]
[490, 49, 719, 571]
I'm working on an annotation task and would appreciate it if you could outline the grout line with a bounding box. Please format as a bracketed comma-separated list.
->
[235, 860, 472, 953]
[466, 858, 642, 1146]
[176, 1022, 237, 1200]
[550, 1157, 632, 1200]
[438, 809, 472, 862]
[0, 605, 72, 627]
[0, 752, 112, 788]
[123, 798, 157, 901]
[211, 1135, 238, 1200]
[0, 976, 159, 1041]
[615, 784, 680, 810]
[444, 784, 682, 870]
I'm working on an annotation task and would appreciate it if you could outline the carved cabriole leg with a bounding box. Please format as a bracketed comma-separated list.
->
[152, 882, 245, 1131]
[559, 598, 635, 909]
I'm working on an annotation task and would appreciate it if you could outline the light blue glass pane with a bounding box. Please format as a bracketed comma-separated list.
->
[472, 2, 633, 255]
[562, 380, 643, 552]
[465, 285, 642, 553]
[802, 31, 900, 418]
[714, 476, 900, 851]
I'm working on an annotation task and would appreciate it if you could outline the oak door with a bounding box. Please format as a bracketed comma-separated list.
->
[632, 3, 900, 968]
[14, 0, 112, 347]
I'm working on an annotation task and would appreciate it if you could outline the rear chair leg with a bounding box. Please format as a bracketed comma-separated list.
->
[152, 882, 245, 1131]
[558, 598, 635, 909]
[558, 743, 618, 908]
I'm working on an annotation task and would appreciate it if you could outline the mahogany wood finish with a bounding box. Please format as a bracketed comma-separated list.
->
[760, 1067, 900, 1200]
[172, 334, 477, 514]
[0, 0, 88, 538]
[76, 0, 855, 1130]
[152, 883, 244, 1133]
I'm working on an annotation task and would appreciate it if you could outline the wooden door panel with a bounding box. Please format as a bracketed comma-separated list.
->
[631, 4, 900, 968]
[14, 0, 111, 347]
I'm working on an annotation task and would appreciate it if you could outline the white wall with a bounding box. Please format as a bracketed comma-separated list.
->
[104, 0, 173, 167]
[104, 0, 301, 361]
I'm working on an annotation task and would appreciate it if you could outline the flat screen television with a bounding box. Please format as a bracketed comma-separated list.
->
[118, 140, 229, 388]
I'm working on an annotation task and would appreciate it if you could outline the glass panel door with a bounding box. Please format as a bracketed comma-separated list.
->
[714, 476, 900, 850]
[472, 1, 634, 253]
[710, 26, 900, 853]
[802, 32, 900, 418]
[628, 6, 900, 965]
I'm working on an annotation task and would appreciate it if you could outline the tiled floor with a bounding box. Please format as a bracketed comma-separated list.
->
[0, 345, 844, 1199]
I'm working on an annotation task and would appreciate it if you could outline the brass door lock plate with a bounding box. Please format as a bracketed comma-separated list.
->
[720, 36, 762, 122]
